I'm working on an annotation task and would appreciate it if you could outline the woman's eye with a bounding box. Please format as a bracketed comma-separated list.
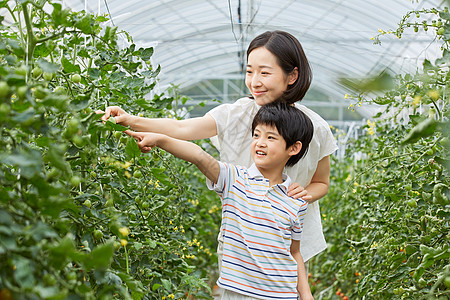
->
[246, 70, 252, 74]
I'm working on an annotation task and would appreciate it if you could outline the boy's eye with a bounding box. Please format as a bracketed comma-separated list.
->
[268, 136, 275, 139]
[246, 70, 252, 74]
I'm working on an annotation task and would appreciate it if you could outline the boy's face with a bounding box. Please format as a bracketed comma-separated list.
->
[251, 123, 291, 171]
[245, 47, 297, 106]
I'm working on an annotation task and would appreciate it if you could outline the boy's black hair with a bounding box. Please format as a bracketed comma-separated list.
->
[251, 102, 313, 167]
[247, 30, 312, 104]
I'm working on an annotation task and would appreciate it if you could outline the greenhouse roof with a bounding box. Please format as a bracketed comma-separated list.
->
[60, 1, 446, 118]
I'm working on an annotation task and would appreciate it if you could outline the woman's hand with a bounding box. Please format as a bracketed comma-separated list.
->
[287, 182, 312, 202]
[96, 106, 131, 125]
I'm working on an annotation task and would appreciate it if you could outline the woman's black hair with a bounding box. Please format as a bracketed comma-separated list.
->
[252, 102, 314, 167]
[247, 30, 312, 104]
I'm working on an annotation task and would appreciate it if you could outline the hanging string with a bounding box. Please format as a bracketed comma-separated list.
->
[227, 0, 238, 44]
[104, 0, 115, 26]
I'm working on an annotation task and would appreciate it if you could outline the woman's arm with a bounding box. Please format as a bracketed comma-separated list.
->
[288, 155, 331, 203]
[98, 106, 217, 140]
[126, 131, 220, 184]
[291, 240, 314, 300]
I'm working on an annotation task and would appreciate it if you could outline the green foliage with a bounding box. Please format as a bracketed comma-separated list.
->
[0, 1, 219, 298]
[310, 6, 449, 300]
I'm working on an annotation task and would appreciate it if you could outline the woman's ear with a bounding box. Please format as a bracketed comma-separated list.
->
[288, 67, 298, 85]
[288, 141, 302, 156]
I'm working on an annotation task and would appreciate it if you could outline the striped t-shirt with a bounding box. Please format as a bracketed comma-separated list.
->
[207, 162, 308, 299]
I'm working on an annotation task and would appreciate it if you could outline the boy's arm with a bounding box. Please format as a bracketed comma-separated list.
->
[127, 131, 220, 184]
[290, 240, 314, 300]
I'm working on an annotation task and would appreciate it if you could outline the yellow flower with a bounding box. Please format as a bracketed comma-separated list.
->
[119, 227, 130, 237]
[345, 174, 352, 182]
[412, 95, 421, 106]
[426, 90, 439, 100]
[120, 239, 128, 247]
[122, 161, 132, 169]
[125, 171, 131, 178]
[344, 94, 349, 99]
[173, 226, 178, 231]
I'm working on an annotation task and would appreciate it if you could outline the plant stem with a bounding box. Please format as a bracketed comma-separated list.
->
[124, 244, 130, 274]
[21, 3, 37, 63]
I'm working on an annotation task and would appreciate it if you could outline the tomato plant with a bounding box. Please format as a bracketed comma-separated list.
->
[309, 6, 449, 299]
[0, 1, 219, 298]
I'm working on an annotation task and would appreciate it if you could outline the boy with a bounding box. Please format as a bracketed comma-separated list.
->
[126, 102, 314, 300]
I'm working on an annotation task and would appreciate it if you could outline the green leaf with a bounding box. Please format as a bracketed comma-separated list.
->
[2, 149, 43, 179]
[133, 242, 143, 251]
[44, 145, 71, 175]
[49, 235, 76, 269]
[125, 138, 141, 158]
[13, 257, 36, 289]
[81, 242, 114, 271]
[61, 56, 81, 74]
[117, 272, 144, 292]
[161, 278, 171, 290]
[402, 118, 437, 144]
[141, 47, 154, 60]
[75, 15, 93, 34]
[36, 58, 60, 73]
[152, 283, 161, 291]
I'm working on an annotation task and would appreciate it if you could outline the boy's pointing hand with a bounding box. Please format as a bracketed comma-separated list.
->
[125, 130, 161, 153]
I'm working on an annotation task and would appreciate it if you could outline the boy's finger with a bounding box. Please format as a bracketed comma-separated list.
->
[124, 130, 136, 138]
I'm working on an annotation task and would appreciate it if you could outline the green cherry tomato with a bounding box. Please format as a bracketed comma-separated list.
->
[93, 229, 103, 240]
[71, 74, 81, 83]
[407, 199, 417, 208]
[15, 65, 28, 76]
[66, 271, 77, 281]
[72, 135, 84, 147]
[83, 199, 92, 208]
[437, 27, 445, 35]
[43, 72, 54, 81]
[142, 202, 149, 209]
[114, 131, 122, 140]
[107, 116, 117, 124]
[32, 67, 43, 78]
[444, 276, 450, 288]
[17, 86, 27, 99]
[133, 169, 143, 178]
[34, 87, 49, 99]
[54, 86, 66, 94]
[120, 136, 128, 144]
[0, 103, 11, 115]
[0, 81, 9, 98]
[70, 175, 81, 187]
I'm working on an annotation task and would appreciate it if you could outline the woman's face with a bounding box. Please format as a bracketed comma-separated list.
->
[245, 47, 297, 106]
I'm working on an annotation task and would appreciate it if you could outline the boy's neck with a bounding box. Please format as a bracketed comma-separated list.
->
[256, 165, 285, 187]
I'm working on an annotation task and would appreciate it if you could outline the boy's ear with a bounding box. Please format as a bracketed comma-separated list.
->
[288, 67, 298, 85]
[288, 141, 302, 156]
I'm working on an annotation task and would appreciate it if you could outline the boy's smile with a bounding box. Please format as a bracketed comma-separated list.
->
[251, 124, 292, 182]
